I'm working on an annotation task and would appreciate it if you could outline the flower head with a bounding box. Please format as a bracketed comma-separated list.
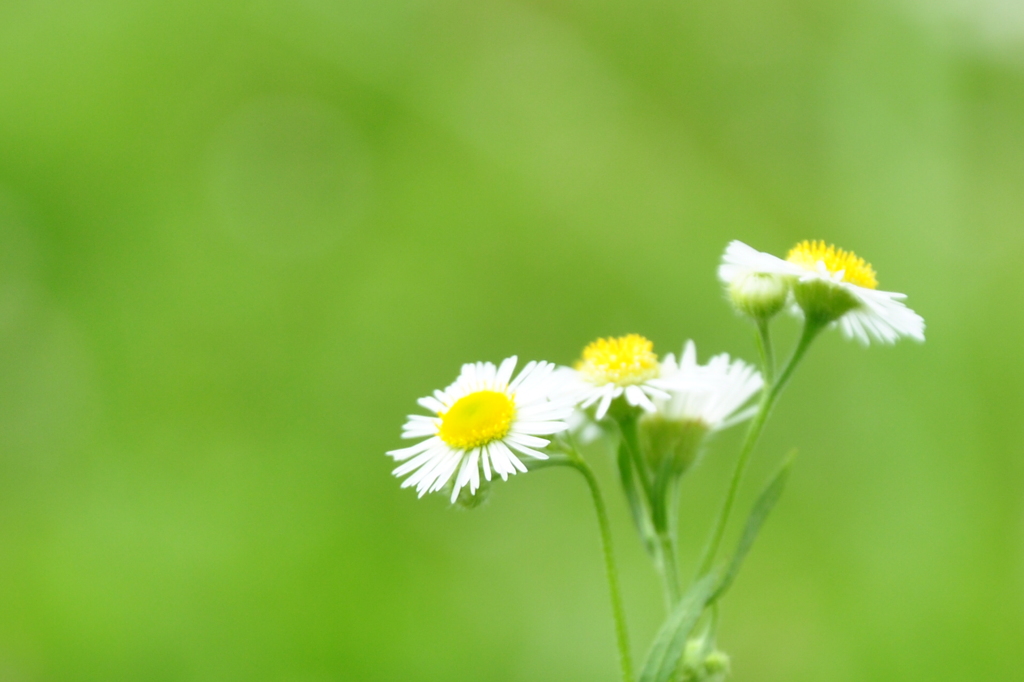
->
[718, 240, 925, 345]
[572, 334, 671, 419]
[388, 357, 573, 502]
[786, 240, 877, 288]
[639, 341, 763, 476]
[657, 340, 764, 431]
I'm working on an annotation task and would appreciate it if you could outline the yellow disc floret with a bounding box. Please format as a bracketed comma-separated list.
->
[438, 390, 516, 450]
[786, 240, 878, 289]
[576, 334, 660, 386]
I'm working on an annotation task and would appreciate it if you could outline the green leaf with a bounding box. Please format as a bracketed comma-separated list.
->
[711, 450, 797, 603]
[639, 571, 720, 682]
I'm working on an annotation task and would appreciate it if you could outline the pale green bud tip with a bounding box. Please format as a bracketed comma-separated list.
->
[703, 651, 731, 675]
[681, 637, 731, 681]
[682, 638, 705, 668]
[728, 272, 789, 320]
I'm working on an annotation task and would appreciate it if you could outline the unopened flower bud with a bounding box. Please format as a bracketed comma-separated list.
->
[728, 272, 788, 320]
[680, 636, 731, 682]
[703, 650, 730, 675]
[682, 637, 706, 670]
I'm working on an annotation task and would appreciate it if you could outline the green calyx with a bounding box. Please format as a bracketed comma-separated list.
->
[637, 415, 710, 542]
[639, 415, 709, 480]
[728, 272, 789, 321]
[792, 278, 859, 325]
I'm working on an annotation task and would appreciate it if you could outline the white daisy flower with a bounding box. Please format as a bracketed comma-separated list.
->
[657, 340, 764, 431]
[637, 341, 762, 480]
[718, 240, 925, 345]
[571, 334, 673, 420]
[388, 356, 573, 502]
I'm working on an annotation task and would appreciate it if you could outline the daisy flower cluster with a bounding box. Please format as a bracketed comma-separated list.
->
[385, 239, 924, 682]
[388, 336, 764, 505]
[720, 239, 924, 344]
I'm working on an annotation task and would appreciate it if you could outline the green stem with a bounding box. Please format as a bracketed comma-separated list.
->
[656, 530, 682, 607]
[769, 320, 821, 403]
[621, 414, 682, 609]
[618, 414, 654, 504]
[695, 320, 822, 579]
[755, 318, 775, 386]
[569, 456, 634, 682]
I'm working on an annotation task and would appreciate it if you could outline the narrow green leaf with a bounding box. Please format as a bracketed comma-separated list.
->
[712, 450, 797, 603]
[639, 571, 720, 682]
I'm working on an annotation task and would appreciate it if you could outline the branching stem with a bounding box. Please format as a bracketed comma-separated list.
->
[695, 319, 821, 579]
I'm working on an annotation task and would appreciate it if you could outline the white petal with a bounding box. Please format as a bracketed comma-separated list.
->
[493, 440, 527, 473]
[481, 446, 493, 481]
[505, 432, 551, 449]
[506, 439, 550, 460]
[512, 421, 568, 436]
[496, 356, 518, 388]
[417, 396, 446, 414]
[594, 387, 618, 420]
[718, 240, 802, 284]
[387, 437, 440, 462]
[392, 445, 443, 477]
[841, 285, 925, 345]
[625, 385, 656, 412]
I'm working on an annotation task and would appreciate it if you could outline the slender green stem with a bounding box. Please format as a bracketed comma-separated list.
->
[613, 418, 657, 557]
[768, 320, 821, 403]
[755, 318, 775, 386]
[618, 414, 654, 503]
[695, 392, 770, 579]
[620, 414, 683, 609]
[656, 530, 682, 607]
[568, 455, 633, 682]
[695, 320, 822, 579]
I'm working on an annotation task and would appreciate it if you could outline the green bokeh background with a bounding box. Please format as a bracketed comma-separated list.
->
[1, 1, 1022, 680]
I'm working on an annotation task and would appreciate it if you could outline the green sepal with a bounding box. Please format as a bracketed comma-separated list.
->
[792, 278, 858, 326]
[639, 416, 707, 533]
[639, 571, 721, 682]
[638, 417, 707, 478]
[711, 450, 797, 603]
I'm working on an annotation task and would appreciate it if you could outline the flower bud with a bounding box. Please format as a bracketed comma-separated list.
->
[680, 636, 731, 682]
[703, 650, 730, 676]
[728, 272, 789, 321]
[682, 637, 706, 670]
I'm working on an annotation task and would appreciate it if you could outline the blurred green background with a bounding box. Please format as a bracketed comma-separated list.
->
[1, 0, 1022, 680]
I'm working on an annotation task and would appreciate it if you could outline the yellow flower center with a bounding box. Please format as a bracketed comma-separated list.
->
[576, 334, 660, 386]
[438, 390, 515, 450]
[786, 240, 878, 289]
